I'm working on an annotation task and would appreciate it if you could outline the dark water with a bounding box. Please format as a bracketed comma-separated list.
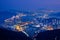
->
[0, 11, 16, 24]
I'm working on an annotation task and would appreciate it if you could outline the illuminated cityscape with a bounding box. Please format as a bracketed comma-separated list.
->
[0, 10, 60, 38]
[0, 0, 60, 40]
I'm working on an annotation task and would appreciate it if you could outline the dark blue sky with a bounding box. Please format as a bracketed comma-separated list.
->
[0, 0, 60, 11]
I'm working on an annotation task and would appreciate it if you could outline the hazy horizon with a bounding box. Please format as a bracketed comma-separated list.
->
[0, 0, 60, 11]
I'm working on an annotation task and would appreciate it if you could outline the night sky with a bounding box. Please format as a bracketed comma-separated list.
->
[0, 0, 60, 11]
